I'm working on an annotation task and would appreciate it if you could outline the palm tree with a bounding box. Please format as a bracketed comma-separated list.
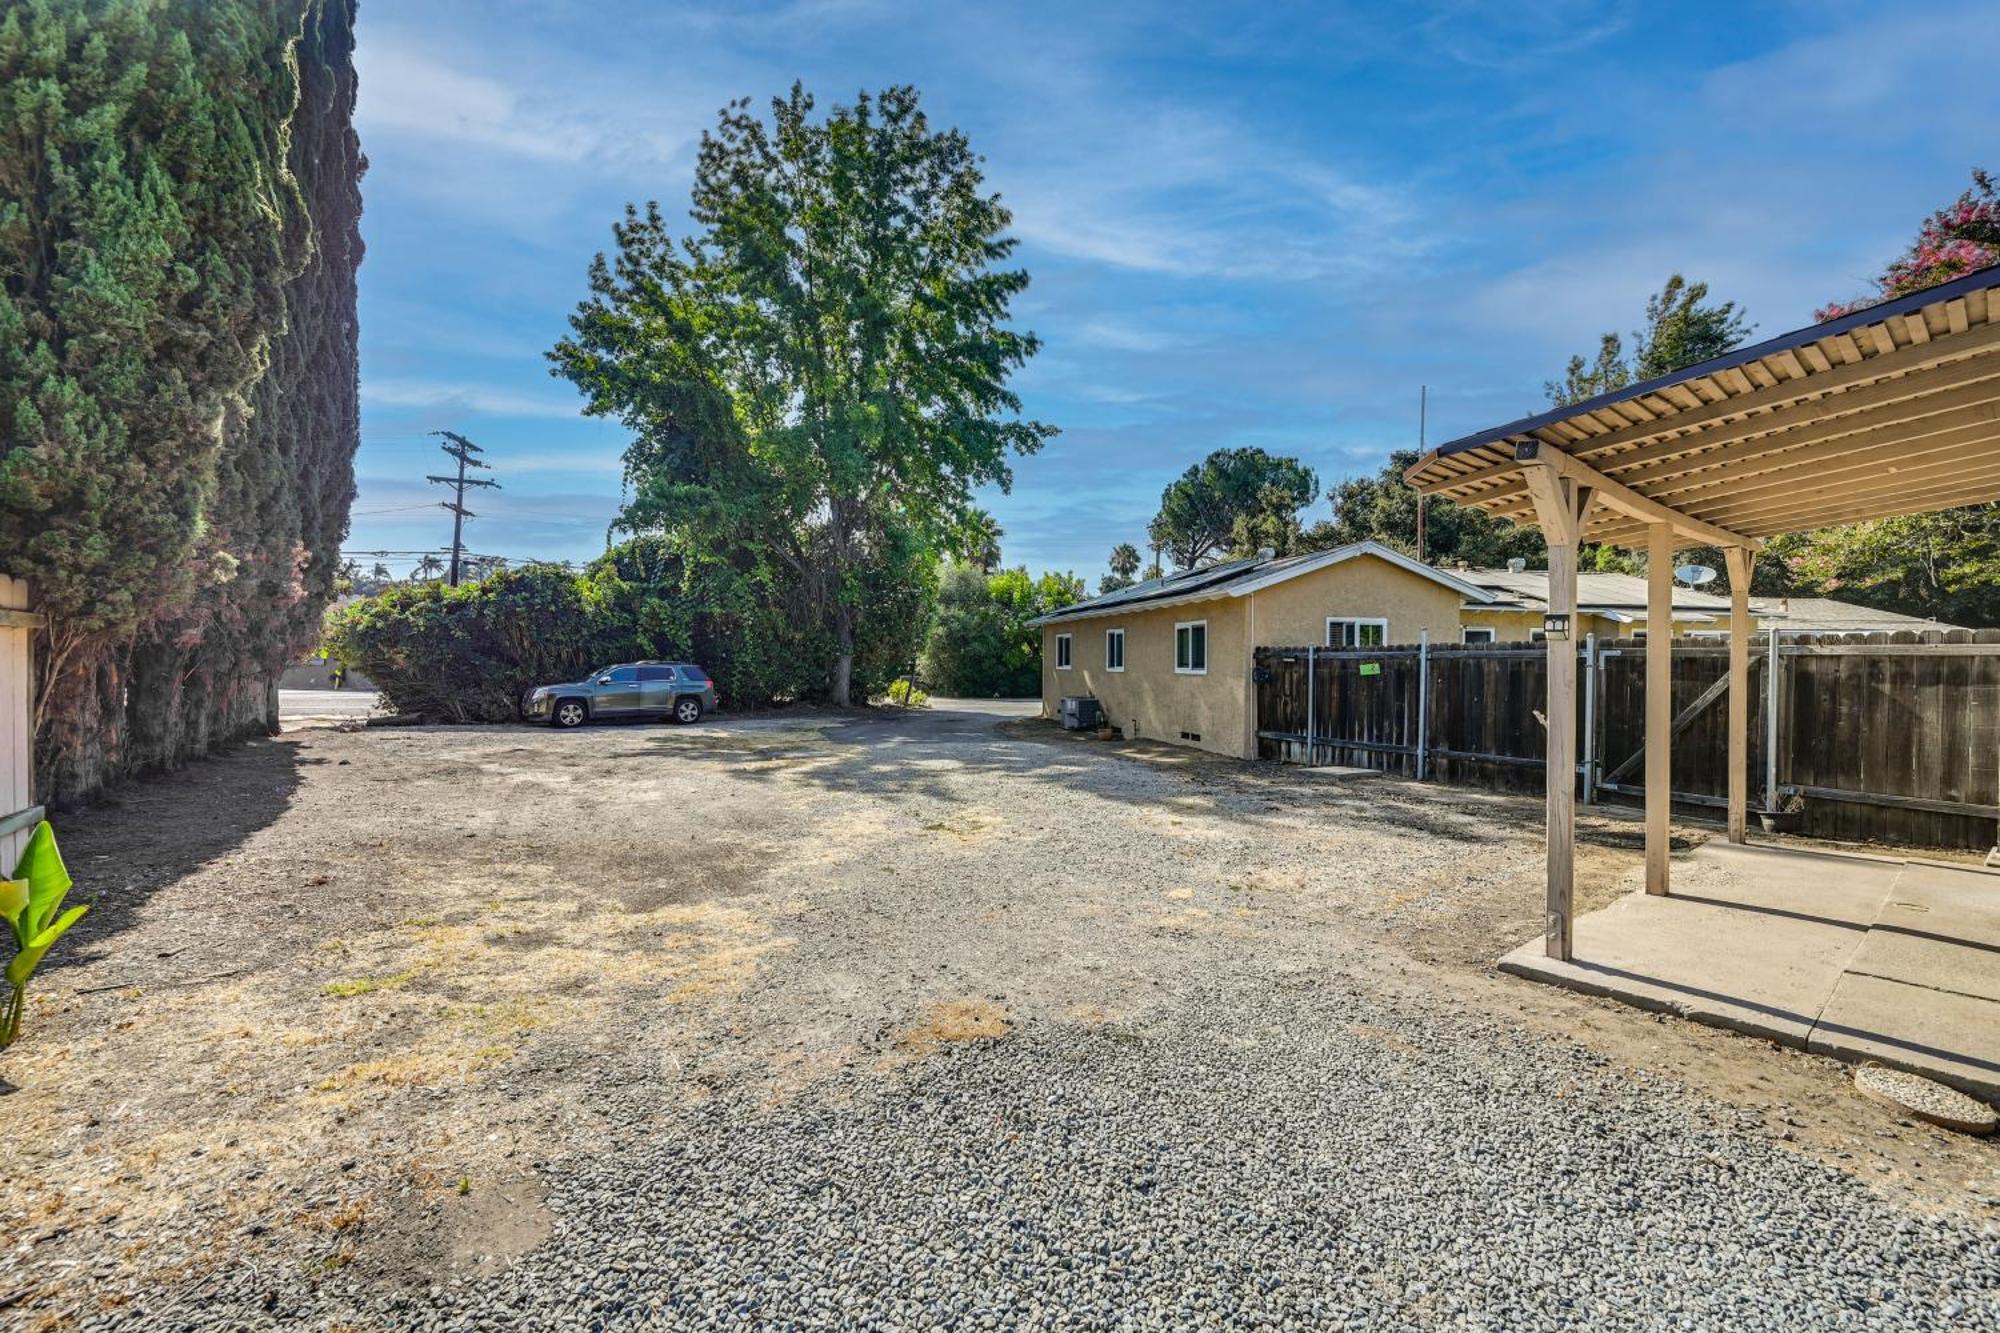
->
[413, 554, 445, 582]
[962, 509, 1004, 573]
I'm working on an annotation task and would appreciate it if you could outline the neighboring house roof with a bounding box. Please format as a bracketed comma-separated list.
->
[1457, 568, 1743, 623]
[1457, 569, 1964, 632]
[1754, 597, 1965, 633]
[1028, 540, 1501, 627]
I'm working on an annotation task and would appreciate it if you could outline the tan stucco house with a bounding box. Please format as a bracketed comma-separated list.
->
[1032, 542, 1964, 762]
[1030, 541, 1494, 760]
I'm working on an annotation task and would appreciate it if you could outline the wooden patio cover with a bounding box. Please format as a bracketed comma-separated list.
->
[1405, 262, 2000, 960]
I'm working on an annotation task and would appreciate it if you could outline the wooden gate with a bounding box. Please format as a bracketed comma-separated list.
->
[1255, 629, 2000, 850]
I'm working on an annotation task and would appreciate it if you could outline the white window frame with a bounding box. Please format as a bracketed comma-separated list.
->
[1461, 626, 1497, 645]
[1326, 617, 1389, 648]
[1105, 628, 1125, 672]
[1055, 632, 1072, 669]
[1174, 620, 1208, 675]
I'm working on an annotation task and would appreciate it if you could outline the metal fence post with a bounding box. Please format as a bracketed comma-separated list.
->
[1416, 629, 1430, 782]
[1581, 632, 1598, 805]
[1304, 645, 1316, 768]
[1765, 626, 1780, 811]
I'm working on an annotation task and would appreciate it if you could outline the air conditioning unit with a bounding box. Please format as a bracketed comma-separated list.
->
[1060, 695, 1102, 731]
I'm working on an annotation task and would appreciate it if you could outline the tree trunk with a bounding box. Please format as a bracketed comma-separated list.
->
[831, 602, 855, 707]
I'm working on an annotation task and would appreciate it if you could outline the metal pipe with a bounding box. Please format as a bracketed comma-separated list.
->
[1416, 628, 1430, 781]
[1765, 625, 1780, 810]
[1304, 645, 1316, 768]
[1581, 633, 1598, 805]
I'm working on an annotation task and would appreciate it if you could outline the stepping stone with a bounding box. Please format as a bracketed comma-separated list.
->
[1854, 1063, 1997, 1135]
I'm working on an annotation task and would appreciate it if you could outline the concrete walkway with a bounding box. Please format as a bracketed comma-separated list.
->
[1501, 840, 2000, 1104]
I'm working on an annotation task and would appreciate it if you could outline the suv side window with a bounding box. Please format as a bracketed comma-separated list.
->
[679, 667, 709, 683]
[605, 666, 640, 683]
[638, 666, 674, 682]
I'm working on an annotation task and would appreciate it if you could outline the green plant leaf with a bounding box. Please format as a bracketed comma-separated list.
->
[0, 878, 26, 926]
[9, 822, 73, 938]
[6, 905, 88, 991]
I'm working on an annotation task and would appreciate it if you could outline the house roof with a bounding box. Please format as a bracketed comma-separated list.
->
[1754, 596, 1965, 633]
[1028, 540, 1499, 627]
[1459, 567, 1738, 612]
[1456, 569, 1964, 631]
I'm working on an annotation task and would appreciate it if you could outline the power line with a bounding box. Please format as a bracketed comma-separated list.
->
[426, 431, 500, 587]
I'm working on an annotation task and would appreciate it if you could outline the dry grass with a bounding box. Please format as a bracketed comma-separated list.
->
[891, 999, 1012, 1060]
[919, 809, 1001, 840]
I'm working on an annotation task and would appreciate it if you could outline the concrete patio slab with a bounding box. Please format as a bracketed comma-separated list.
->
[1809, 972, 2000, 1101]
[1500, 840, 2000, 1106]
[1848, 861, 2000, 1005]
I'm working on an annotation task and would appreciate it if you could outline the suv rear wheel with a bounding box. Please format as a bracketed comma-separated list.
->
[553, 699, 588, 728]
[672, 696, 703, 725]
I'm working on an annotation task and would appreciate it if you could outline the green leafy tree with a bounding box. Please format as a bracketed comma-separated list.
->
[1547, 274, 1749, 407]
[1759, 510, 2000, 625]
[1100, 542, 1142, 594]
[1326, 451, 1546, 568]
[554, 85, 1053, 706]
[1149, 448, 1317, 569]
[919, 563, 1081, 697]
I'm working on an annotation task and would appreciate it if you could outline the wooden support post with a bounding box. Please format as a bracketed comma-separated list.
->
[1646, 524, 1675, 895]
[1522, 462, 1588, 961]
[1725, 547, 1754, 844]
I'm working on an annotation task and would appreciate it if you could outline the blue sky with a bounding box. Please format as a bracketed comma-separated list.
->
[349, 0, 2000, 584]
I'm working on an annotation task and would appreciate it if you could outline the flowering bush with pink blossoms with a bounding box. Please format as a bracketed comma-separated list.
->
[1818, 170, 2000, 318]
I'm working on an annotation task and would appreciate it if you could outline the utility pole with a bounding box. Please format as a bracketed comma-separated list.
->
[427, 431, 499, 586]
[1415, 385, 1428, 563]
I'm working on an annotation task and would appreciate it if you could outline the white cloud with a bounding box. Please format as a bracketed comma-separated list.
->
[356, 43, 596, 162]
[353, 30, 709, 173]
[1071, 319, 1182, 354]
[1418, 0, 1636, 71]
[362, 377, 587, 421]
[1005, 121, 1429, 283]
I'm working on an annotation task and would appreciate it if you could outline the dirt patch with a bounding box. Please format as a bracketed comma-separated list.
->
[891, 999, 1012, 1060]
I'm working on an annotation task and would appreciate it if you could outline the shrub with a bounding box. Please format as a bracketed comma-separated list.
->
[327, 566, 620, 721]
[325, 538, 921, 720]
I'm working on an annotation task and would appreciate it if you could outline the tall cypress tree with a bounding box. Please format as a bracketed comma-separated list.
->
[0, 1, 362, 802]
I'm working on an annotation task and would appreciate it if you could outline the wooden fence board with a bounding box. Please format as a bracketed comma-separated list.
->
[1255, 628, 2000, 852]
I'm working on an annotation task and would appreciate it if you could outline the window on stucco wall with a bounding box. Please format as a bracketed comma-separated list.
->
[1326, 617, 1387, 648]
[1174, 621, 1207, 673]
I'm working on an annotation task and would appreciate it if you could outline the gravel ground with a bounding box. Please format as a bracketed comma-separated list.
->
[6, 702, 1997, 1329]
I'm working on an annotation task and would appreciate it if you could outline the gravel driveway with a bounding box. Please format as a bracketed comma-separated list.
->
[7, 701, 1997, 1329]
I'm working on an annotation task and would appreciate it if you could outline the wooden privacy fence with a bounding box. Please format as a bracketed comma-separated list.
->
[1255, 629, 2000, 850]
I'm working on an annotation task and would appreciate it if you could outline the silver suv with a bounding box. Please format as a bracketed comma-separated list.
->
[525, 661, 717, 728]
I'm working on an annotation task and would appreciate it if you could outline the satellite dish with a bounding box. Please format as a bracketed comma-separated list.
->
[1674, 563, 1718, 588]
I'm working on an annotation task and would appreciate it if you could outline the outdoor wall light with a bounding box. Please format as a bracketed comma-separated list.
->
[1542, 613, 1571, 642]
